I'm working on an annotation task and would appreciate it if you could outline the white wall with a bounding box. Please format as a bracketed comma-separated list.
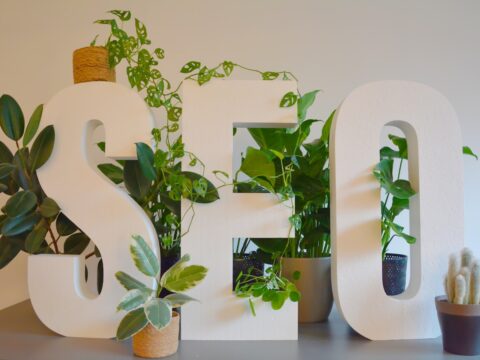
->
[1, 0, 479, 309]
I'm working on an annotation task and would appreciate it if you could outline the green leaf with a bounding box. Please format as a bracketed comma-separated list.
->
[0, 141, 13, 163]
[239, 147, 275, 192]
[161, 263, 207, 293]
[55, 213, 77, 236]
[29, 125, 54, 170]
[130, 235, 159, 277]
[116, 308, 148, 341]
[321, 110, 335, 143]
[123, 160, 150, 200]
[182, 172, 219, 203]
[39, 197, 60, 218]
[251, 238, 287, 254]
[117, 289, 148, 312]
[144, 298, 172, 330]
[154, 48, 165, 59]
[262, 71, 279, 80]
[23, 104, 43, 147]
[25, 226, 48, 254]
[0, 236, 21, 269]
[167, 107, 182, 122]
[297, 90, 319, 122]
[271, 291, 288, 310]
[0, 94, 24, 140]
[115, 271, 151, 292]
[4, 190, 37, 217]
[0, 163, 16, 179]
[109, 10, 131, 21]
[293, 271, 301, 281]
[64, 233, 90, 254]
[463, 146, 478, 160]
[289, 290, 301, 302]
[135, 18, 149, 44]
[248, 298, 256, 316]
[164, 293, 198, 307]
[279, 92, 298, 108]
[2, 213, 40, 237]
[388, 135, 408, 159]
[384, 179, 416, 199]
[380, 146, 400, 159]
[98, 163, 124, 184]
[223, 61, 234, 76]
[136, 143, 156, 182]
[373, 159, 393, 183]
[180, 61, 201, 74]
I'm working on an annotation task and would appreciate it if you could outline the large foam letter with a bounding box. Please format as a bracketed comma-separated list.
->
[29, 82, 159, 338]
[180, 80, 298, 340]
[330, 81, 463, 340]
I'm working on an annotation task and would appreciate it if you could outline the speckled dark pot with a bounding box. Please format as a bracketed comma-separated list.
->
[382, 253, 407, 296]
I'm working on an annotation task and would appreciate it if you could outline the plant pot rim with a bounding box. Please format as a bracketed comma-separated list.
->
[281, 256, 331, 261]
[384, 253, 408, 259]
[435, 295, 480, 316]
[74, 45, 108, 52]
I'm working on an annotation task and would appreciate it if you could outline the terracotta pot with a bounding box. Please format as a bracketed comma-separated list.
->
[435, 296, 480, 356]
[72, 46, 116, 84]
[281, 257, 333, 323]
[382, 253, 408, 296]
[133, 311, 180, 358]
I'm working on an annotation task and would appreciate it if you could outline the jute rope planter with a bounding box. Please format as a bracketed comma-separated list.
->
[72, 46, 116, 84]
[133, 311, 180, 358]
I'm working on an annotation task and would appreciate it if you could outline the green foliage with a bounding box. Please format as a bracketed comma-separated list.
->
[0, 95, 91, 268]
[234, 264, 300, 315]
[115, 235, 207, 340]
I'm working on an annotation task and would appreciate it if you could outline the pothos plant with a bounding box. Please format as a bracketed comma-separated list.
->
[375, 135, 477, 259]
[0, 95, 93, 269]
[116, 235, 207, 340]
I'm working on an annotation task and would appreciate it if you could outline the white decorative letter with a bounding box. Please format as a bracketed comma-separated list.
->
[330, 81, 463, 340]
[28, 82, 159, 338]
[181, 80, 298, 340]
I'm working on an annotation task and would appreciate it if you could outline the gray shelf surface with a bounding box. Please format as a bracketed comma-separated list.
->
[0, 300, 467, 360]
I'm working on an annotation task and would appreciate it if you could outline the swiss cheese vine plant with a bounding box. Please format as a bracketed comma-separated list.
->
[115, 235, 207, 340]
[0, 95, 94, 268]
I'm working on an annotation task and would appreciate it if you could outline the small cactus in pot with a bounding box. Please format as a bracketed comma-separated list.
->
[436, 248, 480, 356]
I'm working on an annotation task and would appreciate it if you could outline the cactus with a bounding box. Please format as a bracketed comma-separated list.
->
[471, 261, 480, 304]
[454, 274, 467, 304]
[444, 248, 480, 305]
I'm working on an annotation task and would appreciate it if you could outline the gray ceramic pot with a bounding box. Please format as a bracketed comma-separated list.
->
[281, 257, 333, 323]
[436, 296, 480, 356]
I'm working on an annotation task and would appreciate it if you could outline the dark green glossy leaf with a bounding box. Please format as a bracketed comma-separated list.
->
[25, 226, 48, 254]
[98, 163, 124, 184]
[136, 143, 156, 182]
[182, 172, 219, 203]
[0, 141, 13, 163]
[297, 90, 319, 122]
[64, 233, 90, 254]
[39, 197, 60, 218]
[2, 213, 40, 237]
[55, 213, 78, 236]
[123, 160, 150, 200]
[0, 163, 16, 179]
[388, 135, 408, 159]
[23, 104, 43, 147]
[0, 94, 24, 140]
[0, 236, 21, 269]
[4, 190, 37, 217]
[239, 147, 275, 192]
[29, 125, 54, 170]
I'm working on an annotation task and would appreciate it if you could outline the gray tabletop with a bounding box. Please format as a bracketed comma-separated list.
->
[0, 301, 466, 360]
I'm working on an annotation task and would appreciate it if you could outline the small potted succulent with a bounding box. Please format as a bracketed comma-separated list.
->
[436, 248, 480, 356]
[116, 235, 207, 358]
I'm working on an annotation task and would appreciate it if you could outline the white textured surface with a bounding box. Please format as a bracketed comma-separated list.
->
[29, 82, 160, 338]
[180, 80, 298, 340]
[330, 81, 464, 340]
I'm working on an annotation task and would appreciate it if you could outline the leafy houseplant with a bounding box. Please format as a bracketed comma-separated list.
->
[234, 90, 334, 322]
[116, 235, 207, 358]
[375, 136, 477, 296]
[232, 238, 264, 289]
[0, 94, 94, 269]
[436, 248, 480, 356]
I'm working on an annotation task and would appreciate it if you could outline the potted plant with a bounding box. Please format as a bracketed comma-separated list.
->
[436, 248, 480, 356]
[234, 89, 335, 322]
[116, 235, 207, 358]
[375, 137, 477, 296]
[0, 94, 95, 272]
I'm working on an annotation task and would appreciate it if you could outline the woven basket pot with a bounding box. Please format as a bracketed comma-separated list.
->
[133, 311, 180, 358]
[72, 46, 115, 84]
[382, 253, 408, 296]
[436, 296, 480, 355]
